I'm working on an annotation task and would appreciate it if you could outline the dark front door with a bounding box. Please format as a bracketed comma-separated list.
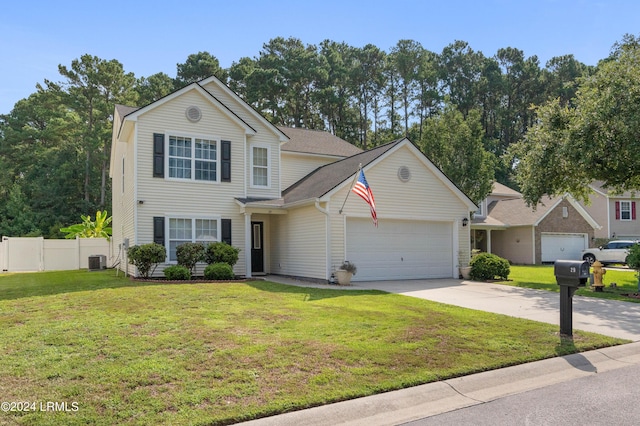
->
[251, 221, 264, 274]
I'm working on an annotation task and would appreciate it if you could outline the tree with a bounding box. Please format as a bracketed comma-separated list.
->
[389, 40, 424, 136]
[136, 72, 175, 105]
[175, 51, 227, 87]
[512, 35, 640, 205]
[60, 210, 112, 240]
[57, 54, 137, 209]
[420, 104, 495, 204]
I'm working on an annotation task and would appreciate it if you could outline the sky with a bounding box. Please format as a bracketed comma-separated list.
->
[1, 0, 638, 114]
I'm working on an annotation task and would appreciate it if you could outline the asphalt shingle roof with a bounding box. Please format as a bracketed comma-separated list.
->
[278, 126, 363, 157]
[282, 139, 403, 204]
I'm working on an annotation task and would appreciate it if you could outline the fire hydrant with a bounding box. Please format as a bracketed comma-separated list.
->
[592, 260, 606, 292]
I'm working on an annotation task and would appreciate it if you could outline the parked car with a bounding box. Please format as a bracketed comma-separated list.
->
[581, 240, 639, 265]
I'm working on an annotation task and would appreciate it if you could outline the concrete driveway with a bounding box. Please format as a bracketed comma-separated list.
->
[350, 279, 640, 341]
[267, 276, 640, 341]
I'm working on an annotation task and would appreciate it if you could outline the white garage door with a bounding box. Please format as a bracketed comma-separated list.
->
[346, 218, 453, 281]
[541, 233, 588, 263]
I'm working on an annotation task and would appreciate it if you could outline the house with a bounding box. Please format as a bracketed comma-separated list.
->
[110, 75, 476, 282]
[471, 183, 600, 264]
[579, 181, 640, 240]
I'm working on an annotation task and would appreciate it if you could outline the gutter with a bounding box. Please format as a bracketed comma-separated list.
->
[315, 200, 331, 281]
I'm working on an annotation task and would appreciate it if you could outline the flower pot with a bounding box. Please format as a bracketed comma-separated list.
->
[335, 269, 353, 285]
[459, 266, 472, 280]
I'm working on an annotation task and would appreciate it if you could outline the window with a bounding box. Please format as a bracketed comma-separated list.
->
[168, 135, 218, 181]
[251, 144, 270, 187]
[168, 217, 219, 261]
[620, 201, 632, 221]
[475, 200, 485, 218]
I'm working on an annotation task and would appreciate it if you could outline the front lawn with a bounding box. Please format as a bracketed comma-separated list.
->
[0, 270, 627, 425]
[502, 265, 640, 302]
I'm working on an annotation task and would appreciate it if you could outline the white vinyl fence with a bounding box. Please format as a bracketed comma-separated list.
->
[0, 236, 111, 272]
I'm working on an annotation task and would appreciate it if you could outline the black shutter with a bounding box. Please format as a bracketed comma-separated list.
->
[221, 140, 231, 182]
[153, 217, 165, 246]
[153, 133, 165, 178]
[221, 219, 232, 245]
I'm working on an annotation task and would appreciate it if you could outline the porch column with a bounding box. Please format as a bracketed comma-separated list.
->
[244, 212, 252, 278]
[486, 229, 492, 254]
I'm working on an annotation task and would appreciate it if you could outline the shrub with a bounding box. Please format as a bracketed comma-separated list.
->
[127, 243, 166, 278]
[204, 242, 240, 266]
[469, 252, 510, 281]
[176, 242, 205, 275]
[204, 263, 235, 280]
[163, 265, 191, 280]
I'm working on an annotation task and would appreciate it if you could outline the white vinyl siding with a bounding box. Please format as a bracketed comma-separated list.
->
[281, 153, 343, 190]
[269, 205, 326, 279]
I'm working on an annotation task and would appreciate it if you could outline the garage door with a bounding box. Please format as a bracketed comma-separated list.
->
[541, 233, 588, 263]
[346, 218, 453, 281]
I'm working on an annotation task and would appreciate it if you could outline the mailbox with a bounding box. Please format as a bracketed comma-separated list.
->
[554, 260, 589, 287]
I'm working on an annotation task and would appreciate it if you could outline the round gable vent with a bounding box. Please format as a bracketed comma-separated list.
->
[398, 166, 411, 182]
[186, 106, 202, 122]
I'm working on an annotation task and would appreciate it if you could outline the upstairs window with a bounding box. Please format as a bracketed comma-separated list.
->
[251, 144, 270, 187]
[168, 135, 218, 182]
[616, 200, 636, 221]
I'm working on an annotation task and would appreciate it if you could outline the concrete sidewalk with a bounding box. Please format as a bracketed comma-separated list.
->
[237, 276, 640, 425]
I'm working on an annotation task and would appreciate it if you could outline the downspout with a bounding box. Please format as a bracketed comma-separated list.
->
[315, 200, 331, 281]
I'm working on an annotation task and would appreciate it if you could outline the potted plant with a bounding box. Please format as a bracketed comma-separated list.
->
[335, 261, 357, 285]
[458, 250, 474, 280]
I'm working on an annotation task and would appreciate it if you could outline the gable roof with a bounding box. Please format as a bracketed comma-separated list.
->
[282, 139, 402, 205]
[114, 82, 258, 141]
[491, 181, 522, 198]
[280, 138, 476, 210]
[477, 195, 600, 229]
[279, 127, 362, 157]
[589, 181, 639, 198]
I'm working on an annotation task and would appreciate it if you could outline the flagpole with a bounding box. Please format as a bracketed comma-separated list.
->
[339, 163, 362, 214]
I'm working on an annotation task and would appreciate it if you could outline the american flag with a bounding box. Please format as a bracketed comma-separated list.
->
[352, 169, 378, 227]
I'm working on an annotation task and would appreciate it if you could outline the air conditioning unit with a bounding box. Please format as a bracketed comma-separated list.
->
[88, 255, 106, 271]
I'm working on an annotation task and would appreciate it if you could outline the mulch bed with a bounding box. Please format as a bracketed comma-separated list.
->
[129, 277, 261, 285]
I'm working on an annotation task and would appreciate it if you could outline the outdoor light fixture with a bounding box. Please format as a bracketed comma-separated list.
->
[462, 217, 469, 227]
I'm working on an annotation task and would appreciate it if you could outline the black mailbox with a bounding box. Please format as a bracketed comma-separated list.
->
[554, 260, 589, 287]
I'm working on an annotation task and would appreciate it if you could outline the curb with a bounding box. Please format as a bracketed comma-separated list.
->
[238, 341, 640, 426]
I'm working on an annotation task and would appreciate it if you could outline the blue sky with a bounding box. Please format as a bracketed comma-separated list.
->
[2, 0, 638, 114]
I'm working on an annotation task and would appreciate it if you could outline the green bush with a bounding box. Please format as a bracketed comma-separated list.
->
[163, 265, 191, 280]
[127, 243, 166, 278]
[176, 242, 205, 275]
[469, 252, 510, 281]
[204, 242, 240, 266]
[204, 263, 235, 280]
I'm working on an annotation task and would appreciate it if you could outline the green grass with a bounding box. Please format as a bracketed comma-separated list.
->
[501, 265, 640, 301]
[0, 270, 628, 425]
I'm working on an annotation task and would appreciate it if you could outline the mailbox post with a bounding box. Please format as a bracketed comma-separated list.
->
[554, 260, 590, 337]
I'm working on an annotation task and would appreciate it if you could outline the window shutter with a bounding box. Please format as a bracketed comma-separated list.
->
[153, 217, 165, 246]
[221, 219, 232, 245]
[633, 202, 637, 220]
[615, 201, 620, 220]
[221, 140, 231, 182]
[153, 133, 165, 178]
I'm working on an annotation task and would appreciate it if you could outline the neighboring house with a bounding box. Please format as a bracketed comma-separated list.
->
[110, 75, 476, 282]
[579, 181, 640, 240]
[472, 183, 600, 264]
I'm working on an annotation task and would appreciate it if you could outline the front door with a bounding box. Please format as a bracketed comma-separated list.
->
[251, 221, 264, 274]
